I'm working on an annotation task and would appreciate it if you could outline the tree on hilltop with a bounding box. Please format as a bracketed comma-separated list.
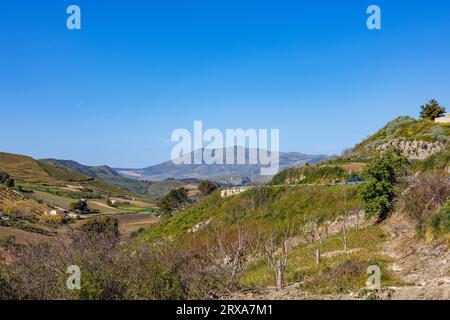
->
[420, 99, 446, 120]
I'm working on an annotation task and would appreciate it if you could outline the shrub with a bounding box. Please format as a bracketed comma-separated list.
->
[420, 99, 446, 120]
[198, 180, 217, 195]
[360, 153, 409, 221]
[159, 188, 188, 216]
[69, 200, 89, 213]
[397, 174, 450, 233]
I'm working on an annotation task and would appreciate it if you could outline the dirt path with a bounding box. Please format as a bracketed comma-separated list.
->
[225, 213, 449, 300]
[378, 214, 450, 300]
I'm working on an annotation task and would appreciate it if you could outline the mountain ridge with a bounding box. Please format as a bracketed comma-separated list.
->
[114, 147, 328, 184]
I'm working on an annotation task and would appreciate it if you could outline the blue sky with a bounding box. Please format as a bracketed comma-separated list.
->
[1, 0, 449, 167]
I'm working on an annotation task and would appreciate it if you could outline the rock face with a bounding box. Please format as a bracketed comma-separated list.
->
[375, 139, 446, 160]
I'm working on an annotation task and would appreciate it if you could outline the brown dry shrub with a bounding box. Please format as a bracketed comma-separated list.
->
[397, 173, 450, 227]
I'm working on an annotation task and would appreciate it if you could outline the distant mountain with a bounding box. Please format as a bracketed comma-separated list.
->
[115, 147, 327, 185]
[40, 158, 150, 195]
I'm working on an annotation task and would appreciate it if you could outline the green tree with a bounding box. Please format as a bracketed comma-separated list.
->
[159, 188, 188, 216]
[69, 200, 89, 212]
[198, 180, 217, 195]
[420, 99, 446, 120]
[359, 153, 409, 221]
[106, 197, 116, 207]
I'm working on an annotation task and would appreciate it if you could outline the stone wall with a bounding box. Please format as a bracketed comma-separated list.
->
[375, 139, 446, 160]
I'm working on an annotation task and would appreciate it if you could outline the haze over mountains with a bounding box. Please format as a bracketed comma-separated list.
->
[115, 147, 327, 185]
[39, 148, 326, 186]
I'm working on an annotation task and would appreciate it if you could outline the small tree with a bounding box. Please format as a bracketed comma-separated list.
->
[360, 153, 409, 222]
[340, 211, 350, 252]
[212, 221, 261, 291]
[262, 221, 295, 291]
[420, 99, 446, 120]
[69, 200, 89, 213]
[159, 188, 188, 216]
[106, 197, 116, 207]
[198, 180, 217, 196]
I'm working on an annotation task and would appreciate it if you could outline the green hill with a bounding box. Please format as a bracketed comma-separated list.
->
[348, 117, 450, 160]
[0, 152, 136, 197]
[40, 159, 150, 195]
[141, 184, 362, 243]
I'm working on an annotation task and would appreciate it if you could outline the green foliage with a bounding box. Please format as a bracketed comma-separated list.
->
[420, 99, 446, 120]
[242, 226, 397, 292]
[198, 180, 217, 195]
[69, 200, 89, 212]
[359, 153, 409, 221]
[429, 198, 450, 235]
[351, 116, 450, 157]
[143, 185, 362, 243]
[106, 196, 116, 207]
[272, 165, 350, 185]
[159, 188, 188, 216]
[413, 150, 450, 173]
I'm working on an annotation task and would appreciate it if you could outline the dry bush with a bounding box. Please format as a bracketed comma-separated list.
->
[0, 216, 226, 300]
[397, 173, 450, 227]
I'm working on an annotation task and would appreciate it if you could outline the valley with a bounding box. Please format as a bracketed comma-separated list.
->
[0, 111, 449, 300]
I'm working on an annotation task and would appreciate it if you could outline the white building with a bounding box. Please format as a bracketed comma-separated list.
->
[45, 210, 59, 216]
[435, 113, 450, 123]
[220, 186, 254, 198]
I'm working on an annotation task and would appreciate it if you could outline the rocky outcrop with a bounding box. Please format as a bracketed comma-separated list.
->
[375, 139, 446, 160]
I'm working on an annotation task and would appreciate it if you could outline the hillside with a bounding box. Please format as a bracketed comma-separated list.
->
[116, 147, 327, 184]
[0, 152, 92, 185]
[141, 184, 362, 243]
[40, 158, 150, 195]
[0, 152, 136, 198]
[348, 117, 450, 160]
[146, 178, 202, 200]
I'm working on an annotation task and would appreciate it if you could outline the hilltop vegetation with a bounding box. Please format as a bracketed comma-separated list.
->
[347, 116, 450, 160]
[271, 165, 354, 185]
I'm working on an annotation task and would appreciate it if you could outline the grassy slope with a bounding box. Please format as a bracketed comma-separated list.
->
[242, 225, 399, 293]
[140, 185, 404, 294]
[0, 152, 59, 184]
[0, 186, 47, 216]
[271, 165, 351, 185]
[40, 159, 150, 195]
[0, 152, 137, 198]
[351, 117, 450, 157]
[146, 179, 199, 200]
[141, 185, 362, 243]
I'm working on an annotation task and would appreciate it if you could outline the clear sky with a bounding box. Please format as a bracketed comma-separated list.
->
[1, 0, 449, 167]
